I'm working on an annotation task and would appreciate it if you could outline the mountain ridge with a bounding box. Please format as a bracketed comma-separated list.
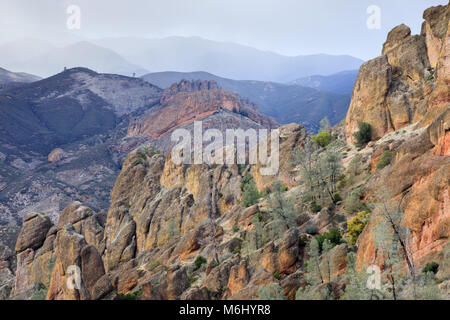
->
[142, 70, 352, 132]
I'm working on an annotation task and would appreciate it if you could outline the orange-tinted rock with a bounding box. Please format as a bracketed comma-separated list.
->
[15, 213, 52, 253]
[127, 80, 277, 139]
[227, 260, 249, 296]
[48, 148, 67, 163]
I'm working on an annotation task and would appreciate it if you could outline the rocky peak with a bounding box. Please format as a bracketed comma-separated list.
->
[160, 79, 219, 104]
[346, 3, 449, 275]
[345, 3, 449, 143]
[422, 4, 450, 40]
[382, 24, 412, 54]
[127, 81, 277, 139]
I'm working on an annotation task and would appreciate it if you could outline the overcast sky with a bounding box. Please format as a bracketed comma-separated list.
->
[0, 0, 446, 60]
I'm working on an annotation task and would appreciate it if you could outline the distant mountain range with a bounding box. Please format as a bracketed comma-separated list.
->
[96, 36, 364, 82]
[0, 37, 363, 82]
[0, 39, 147, 78]
[289, 70, 358, 95]
[142, 71, 352, 131]
[0, 67, 41, 85]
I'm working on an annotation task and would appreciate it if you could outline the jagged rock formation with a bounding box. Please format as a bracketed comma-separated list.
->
[8, 125, 314, 300]
[127, 79, 277, 139]
[0, 71, 277, 240]
[345, 4, 449, 142]
[141, 71, 353, 134]
[345, 4, 449, 269]
[2, 3, 449, 301]
[10, 204, 112, 300]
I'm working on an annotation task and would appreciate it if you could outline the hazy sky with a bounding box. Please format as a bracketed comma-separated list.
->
[0, 0, 446, 60]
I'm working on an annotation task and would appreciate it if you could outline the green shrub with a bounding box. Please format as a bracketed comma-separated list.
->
[149, 261, 161, 271]
[346, 211, 370, 245]
[242, 181, 260, 207]
[31, 287, 48, 300]
[312, 131, 332, 148]
[316, 227, 342, 250]
[187, 276, 199, 287]
[422, 262, 439, 274]
[344, 189, 365, 214]
[273, 271, 281, 280]
[240, 173, 253, 191]
[376, 150, 393, 170]
[353, 122, 372, 148]
[333, 194, 343, 203]
[260, 187, 271, 197]
[193, 256, 207, 271]
[310, 202, 322, 213]
[116, 289, 143, 300]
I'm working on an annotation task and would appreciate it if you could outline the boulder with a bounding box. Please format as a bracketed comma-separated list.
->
[15, 213, 52, 253]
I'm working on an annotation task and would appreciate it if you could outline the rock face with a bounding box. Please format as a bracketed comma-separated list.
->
[7, 123, 313, 300]
[127, 80, 278, 139]
[10, 203, 112, 300]
[345, 4, 449, 142]
[350, 4, 450, 270]
[0, 71, 276, 240]
[15, 213, 52, 253]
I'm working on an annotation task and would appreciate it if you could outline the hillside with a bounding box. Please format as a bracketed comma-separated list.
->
[0, 67, 41, 85]
[0, 69, 275, 237]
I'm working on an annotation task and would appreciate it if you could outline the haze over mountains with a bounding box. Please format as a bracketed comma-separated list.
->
[0, 67, 41, 85]
[95, 36, 363, 82]
[0, 39, 147, 78]
[289, 70, 359, 95]
[0, 36, 363, 81]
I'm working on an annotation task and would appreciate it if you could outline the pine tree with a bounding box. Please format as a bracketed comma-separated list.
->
[341, 252, 377, 300]
[266, 181, 297, 230]
[319, 117, 331, 133]
[296, 238, 323, 300]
